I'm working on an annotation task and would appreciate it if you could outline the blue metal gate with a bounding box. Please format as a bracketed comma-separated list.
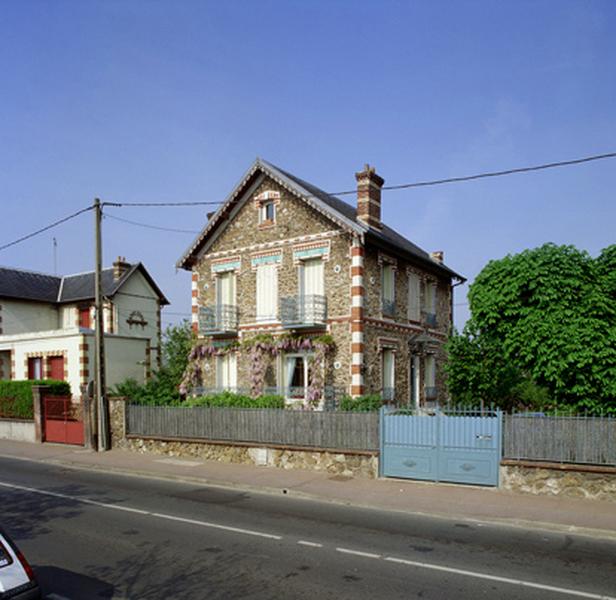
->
[379, 407, 502, 486]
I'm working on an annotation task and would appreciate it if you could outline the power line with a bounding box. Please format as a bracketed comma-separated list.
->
[330, 151, 616, 196]
[0, 206, 93, 252]
[103, 201, 220, 207]
[104, 213, 200, 234]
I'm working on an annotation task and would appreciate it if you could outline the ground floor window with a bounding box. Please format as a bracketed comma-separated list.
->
[283, 354, 314, 401]
[48, 355, 65, 381]
[424, 354, 437, 400]
[382, 349, 395, 402]
[216, 353, 237, 391]
[27, 357, 43, 380]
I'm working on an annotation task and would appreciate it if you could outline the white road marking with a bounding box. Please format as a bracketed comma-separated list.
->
[336, 547, 381, 559]
[297, 540, 323, 548]
[384, 556, 616, 600]
[3, 480, 614, 599]
[0, 481, 280, 541]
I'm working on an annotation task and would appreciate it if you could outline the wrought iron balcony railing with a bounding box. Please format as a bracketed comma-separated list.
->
[423, 311, 437, 327]
[382, 298, 396, 317]
[280, 295, 327, 329]
[199, 304, 239, 335]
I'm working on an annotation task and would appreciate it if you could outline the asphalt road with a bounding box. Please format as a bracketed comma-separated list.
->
[1, 457, 615, 600]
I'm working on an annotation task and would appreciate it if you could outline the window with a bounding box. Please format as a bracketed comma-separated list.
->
[216, 271, 236, 306]
[381, 265, 395, 317]
[78, 307, 91, 329]
[382, 349, 395, 401]
[216, 353, 237, 390]
[423, 281, 437, 326]
[256, 264, 278, 322]
[284, 354, 314, 401]
[424, 354, 437, 400]
[27, 357, 43, 380]
[299, 259, 325, 323]
[48, 355, 65, 381]
[259, 201, 276, 224]
[408, 273, 420, 321]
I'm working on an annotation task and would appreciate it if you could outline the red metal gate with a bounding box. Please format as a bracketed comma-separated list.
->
[43, 396, 85, 446]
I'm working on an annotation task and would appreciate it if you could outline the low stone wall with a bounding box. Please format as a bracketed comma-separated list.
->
[0, 418, 36, 443]
[125, 436, 379, 479]
[500, 460, 616, 503]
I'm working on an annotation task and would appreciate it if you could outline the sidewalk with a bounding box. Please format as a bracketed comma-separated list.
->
[1, 439, 615, 539]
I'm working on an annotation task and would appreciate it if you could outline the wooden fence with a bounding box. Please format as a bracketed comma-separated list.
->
[503, 414, 616, 466]
[126, 404, 379, 452]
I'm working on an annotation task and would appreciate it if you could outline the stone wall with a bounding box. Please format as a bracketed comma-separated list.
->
[500, 460, 616, 503]
[0, 418, 36, 443]
[125, 436, 378, 479]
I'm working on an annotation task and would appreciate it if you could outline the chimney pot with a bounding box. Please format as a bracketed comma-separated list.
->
[430, 251, 444, 264]
[355, 164, 385, 229]
[113, 256, 131, 281]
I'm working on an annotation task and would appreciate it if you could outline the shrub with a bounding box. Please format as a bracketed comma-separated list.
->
[184, 391, 285, 409]
[0, 380, 71, 420]
[339, 394, 383, 412]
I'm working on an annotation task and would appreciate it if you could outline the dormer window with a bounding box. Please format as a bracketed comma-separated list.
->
[260, 200, 276, 224]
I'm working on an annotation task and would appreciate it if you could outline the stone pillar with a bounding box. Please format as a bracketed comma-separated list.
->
[108, 396, 127, 448]
[31, 385, 50, 443]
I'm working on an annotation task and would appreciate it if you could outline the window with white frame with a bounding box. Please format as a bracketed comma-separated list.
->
[216, 353, 237, 390]
[424, 354, 436, 399]
[256, 263, 278, 322]
[381, 264, 395, 316]
[259, 201, 276, 224]
[408, 272, 420, 321]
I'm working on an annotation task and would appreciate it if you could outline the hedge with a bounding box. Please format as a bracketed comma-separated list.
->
[0, 380, 71, 420]
[184, 391, 285, 409]
[338, 394, 383, 412]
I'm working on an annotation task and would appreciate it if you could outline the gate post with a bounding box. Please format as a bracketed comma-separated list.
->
[378, 405, 385, 478]
[31, 385, 51, 443]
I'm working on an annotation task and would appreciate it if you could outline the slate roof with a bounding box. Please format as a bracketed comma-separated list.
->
[0, 263, 169, 305]
[177, 158, 465, 281]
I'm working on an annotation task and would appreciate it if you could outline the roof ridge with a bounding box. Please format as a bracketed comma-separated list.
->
[0, 265, 60, 279]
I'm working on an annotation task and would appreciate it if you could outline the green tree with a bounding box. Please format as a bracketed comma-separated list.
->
[446, 243, 616, 413]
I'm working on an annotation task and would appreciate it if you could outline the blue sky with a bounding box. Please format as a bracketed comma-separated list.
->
[1, 0, 614, 329]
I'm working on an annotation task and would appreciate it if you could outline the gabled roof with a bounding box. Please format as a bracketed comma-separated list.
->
[0, 263, 169, 305]
[177, 158, 465, 281]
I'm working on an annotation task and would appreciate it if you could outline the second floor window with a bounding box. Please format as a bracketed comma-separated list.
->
[300, 259, 324, 297]
[424, 281, 437, 325]
[78, 307, 91, 329]
[216, 271, 236, 307]
[256, 264, 278, 322]
[382, 264, 395, 316]
[408, 272, 420, 321]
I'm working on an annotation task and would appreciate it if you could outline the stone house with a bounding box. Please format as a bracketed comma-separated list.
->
[0, 258, 168, 397]
[177, 159, 465, 407]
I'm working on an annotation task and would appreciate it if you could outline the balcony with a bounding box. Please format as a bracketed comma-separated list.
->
[381, 298, 396, 318]
[423, 311, 437, 328]
[199, 304, 239, 336]
[280, 295, 327, 330]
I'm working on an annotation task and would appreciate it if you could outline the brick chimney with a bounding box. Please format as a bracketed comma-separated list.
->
[430, 251, 444, 264]
[113, 256, 131, 281]
[355, 164, 385, 229]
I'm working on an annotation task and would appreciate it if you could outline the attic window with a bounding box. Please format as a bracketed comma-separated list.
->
[259, 201, 276, 224]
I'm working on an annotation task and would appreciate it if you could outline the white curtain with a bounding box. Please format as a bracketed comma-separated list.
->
[383, 350, 395, 389]
[285, 357, 297, 389]
[256, 264, 278, 320]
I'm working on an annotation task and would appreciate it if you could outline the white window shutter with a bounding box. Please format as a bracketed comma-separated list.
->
[408, 273, 420, 320]
[257, 264, 278, 320]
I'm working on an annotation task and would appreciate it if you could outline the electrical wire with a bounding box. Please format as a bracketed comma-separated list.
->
[104, 212, 200, 234]
[103, 201, 220, 207]
[0, 206, 93, 252]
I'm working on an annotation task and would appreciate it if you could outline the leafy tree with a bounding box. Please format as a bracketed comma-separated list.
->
[446, 243, 616, 413]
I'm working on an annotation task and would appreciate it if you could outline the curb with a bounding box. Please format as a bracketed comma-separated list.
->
[2, 451, 616, 542]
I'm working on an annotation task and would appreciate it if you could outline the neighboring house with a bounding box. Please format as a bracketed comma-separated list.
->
[177, 159, 465, 407]
[0, 258, 169, 397]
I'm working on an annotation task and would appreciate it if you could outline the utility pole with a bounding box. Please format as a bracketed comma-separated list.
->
[94, 198, 110, 451]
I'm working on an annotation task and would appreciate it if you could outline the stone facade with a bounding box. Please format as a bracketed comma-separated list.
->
[500, 461, 616, 503]
[182, 161, 461, 407]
